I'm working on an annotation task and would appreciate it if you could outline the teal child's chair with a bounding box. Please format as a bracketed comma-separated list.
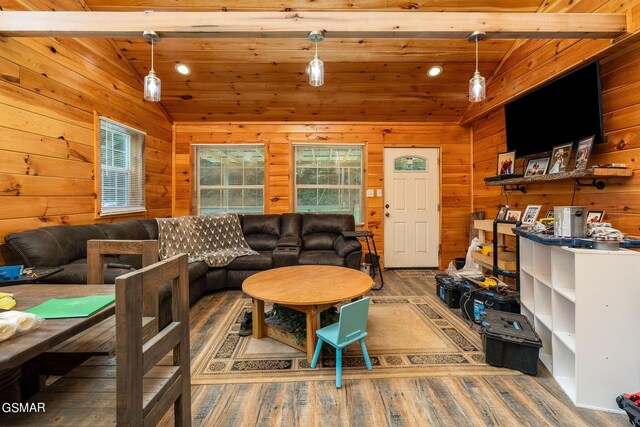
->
[310, 297, 373, 388]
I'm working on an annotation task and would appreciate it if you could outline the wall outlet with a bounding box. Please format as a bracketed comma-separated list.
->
[366, 189, 374, 198]
[376, 189, 383, 197]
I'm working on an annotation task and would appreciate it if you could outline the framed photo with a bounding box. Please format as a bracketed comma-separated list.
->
[574, 136, 595, 170]
[496, 204, 510, 221]
[497, 151, 516, 175]
[522, 205, 542, 225]
[545, 209, 554, 219]
[505, 210, 522, 222]
[548, 142, 573, 174]
[586, 210, 605, 223]
[524, 157, 550, 177]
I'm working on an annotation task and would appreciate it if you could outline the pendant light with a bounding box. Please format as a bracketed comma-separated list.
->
[306, 31, 325, 87]
[143, 30, 161, 102]
[468, 30, 486, 103]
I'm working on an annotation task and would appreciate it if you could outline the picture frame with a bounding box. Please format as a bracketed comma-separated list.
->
[586, 210, 605, 223]
[524, 157, 550, 177]
[497, 151, 516, 176]
[522, 205, 542, 225]
[496, 204, 510, 221]
[505, 210, 522, 222]
[548, 142, 573, 174]
[574, 135, 595, 171]
[545, 209, 554, 219]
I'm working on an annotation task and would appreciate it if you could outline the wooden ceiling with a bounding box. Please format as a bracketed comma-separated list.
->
[32, 1, 551, 122]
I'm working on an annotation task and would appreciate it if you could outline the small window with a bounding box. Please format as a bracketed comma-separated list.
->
[394, 156, 428, 171]
[98, 118, 145, 216]
[294, 145, 364, 224]
[194, 145, 265, 215]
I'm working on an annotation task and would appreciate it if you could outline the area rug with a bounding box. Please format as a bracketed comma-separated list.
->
[393, 269, 438, 278]
[191, 295, 521, 385]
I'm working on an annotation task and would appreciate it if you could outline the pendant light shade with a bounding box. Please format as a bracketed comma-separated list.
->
[143, 30, 161, 102]
[468, 31, 486, 103]
[306, 31, 325, 87]
[469, 71, 486, 103]
[307, 57, 324, 87]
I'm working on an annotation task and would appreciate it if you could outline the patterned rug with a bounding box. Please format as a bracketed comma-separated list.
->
[191, 295, 520, 384]
[393, 269, 438, 278]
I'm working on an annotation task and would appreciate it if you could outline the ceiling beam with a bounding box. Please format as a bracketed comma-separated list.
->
[0, 11, 627, 39]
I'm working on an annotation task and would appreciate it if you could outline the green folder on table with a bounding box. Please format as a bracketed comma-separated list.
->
[24, 295, 116, 319]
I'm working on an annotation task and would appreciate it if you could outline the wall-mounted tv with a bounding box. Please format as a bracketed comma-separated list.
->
[505, 62, 604, 158]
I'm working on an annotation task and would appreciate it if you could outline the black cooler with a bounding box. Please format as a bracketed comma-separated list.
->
[481, 310, 542, 375]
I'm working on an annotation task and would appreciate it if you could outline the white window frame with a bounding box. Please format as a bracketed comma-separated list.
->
[98, 117, 146, 217]
[294, 144, 365, 224]
[194, 144, 265, 215]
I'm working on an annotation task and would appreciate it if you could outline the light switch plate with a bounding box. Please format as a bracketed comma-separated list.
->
[376, 189, 383, 197]
[366, 189, 374, 198]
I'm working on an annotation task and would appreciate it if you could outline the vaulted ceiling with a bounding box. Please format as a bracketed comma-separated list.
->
[22, 1, 551, 122]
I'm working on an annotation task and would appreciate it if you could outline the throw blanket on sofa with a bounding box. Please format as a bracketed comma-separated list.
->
[157, 215, 258, 267]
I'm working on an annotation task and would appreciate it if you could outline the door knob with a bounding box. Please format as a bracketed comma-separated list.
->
[385, 204, 389, 208]
[385, 212, 390, 217]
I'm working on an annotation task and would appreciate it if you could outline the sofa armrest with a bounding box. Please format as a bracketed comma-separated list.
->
[334, 235, 362, 257]
[276, 236, 301, 248]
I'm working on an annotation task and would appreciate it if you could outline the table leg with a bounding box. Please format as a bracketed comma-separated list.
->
[252, 298, 265, 339]
[305, 306, 322, 362]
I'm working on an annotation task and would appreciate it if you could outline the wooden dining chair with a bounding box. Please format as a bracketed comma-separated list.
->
[87, 239, 159, 320]
[10, 254, 192, 426]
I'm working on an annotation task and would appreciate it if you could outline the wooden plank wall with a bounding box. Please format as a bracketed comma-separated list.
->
[471, 42, 640, 238]
[0, 6, 173, 261]
[173, 123, 471, 268]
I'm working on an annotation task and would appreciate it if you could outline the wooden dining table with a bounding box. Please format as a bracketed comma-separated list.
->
[0, 284, 115, 401]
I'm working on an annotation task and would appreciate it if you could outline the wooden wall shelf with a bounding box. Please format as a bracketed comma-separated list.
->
[484, 168, 633, 189]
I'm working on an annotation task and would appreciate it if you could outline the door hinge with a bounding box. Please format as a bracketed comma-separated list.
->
[437, 204, 440, 212]
[437, 158, 440, 166]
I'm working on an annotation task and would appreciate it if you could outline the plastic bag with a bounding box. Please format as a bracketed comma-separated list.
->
[0, 310, 44, 342]
[446, 238, 483, 279]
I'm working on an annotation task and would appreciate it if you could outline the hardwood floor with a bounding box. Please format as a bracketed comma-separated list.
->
[162, 270, 626, 427]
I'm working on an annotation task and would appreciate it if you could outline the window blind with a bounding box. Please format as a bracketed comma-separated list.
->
[99, 118, 146, 216]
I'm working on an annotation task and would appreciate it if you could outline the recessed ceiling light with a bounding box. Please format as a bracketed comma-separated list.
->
[427, 65, 443, 77]
[175, 63, 191, 76]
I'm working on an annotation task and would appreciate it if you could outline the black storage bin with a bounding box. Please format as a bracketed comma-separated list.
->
[436, 280, 462, 308]
[461, 287, 520, 323]
[481, 310, 542, 375]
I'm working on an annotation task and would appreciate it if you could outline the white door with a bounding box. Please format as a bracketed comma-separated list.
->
[383, 148, 440, 267]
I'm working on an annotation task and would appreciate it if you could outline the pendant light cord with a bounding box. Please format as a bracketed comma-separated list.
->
[315, 40, 318, 59]
[475, 38, 479, 73]
[151, 38, 155, 71]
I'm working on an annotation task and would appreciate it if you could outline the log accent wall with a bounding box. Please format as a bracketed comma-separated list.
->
[0, 27, 173, 260]
[472, 41, 640, 238]
[173, 123, 471, 268]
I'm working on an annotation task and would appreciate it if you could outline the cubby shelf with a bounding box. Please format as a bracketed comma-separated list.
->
[519, 236, 640, 413]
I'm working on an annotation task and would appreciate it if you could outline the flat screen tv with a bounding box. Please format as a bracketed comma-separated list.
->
[505, 62, 604, 157]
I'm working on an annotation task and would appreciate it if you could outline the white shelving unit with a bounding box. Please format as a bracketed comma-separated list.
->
[519, 237, 640, 413]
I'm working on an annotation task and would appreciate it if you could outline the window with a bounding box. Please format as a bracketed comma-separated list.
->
[294, 145, 363, 223]
[98, 118, 145, 216]
[194, 145, 265, 215]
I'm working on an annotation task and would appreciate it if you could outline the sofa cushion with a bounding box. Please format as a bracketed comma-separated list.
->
[41, 263, 132, 284]
[241, 215, 281, 251]
[188, 261, 209, 282]
[137, 219, 159, 240]
[3, 225, 107, 267]
[301, 214, 356, 250]
[298, 250, 345, 266]
[281, 213, 302, 238]
[97, 221, 151, 241]
[226, 251, 273, 270]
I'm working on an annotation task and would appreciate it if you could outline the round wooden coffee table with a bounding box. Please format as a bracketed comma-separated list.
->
[242, 265, 373, 361]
